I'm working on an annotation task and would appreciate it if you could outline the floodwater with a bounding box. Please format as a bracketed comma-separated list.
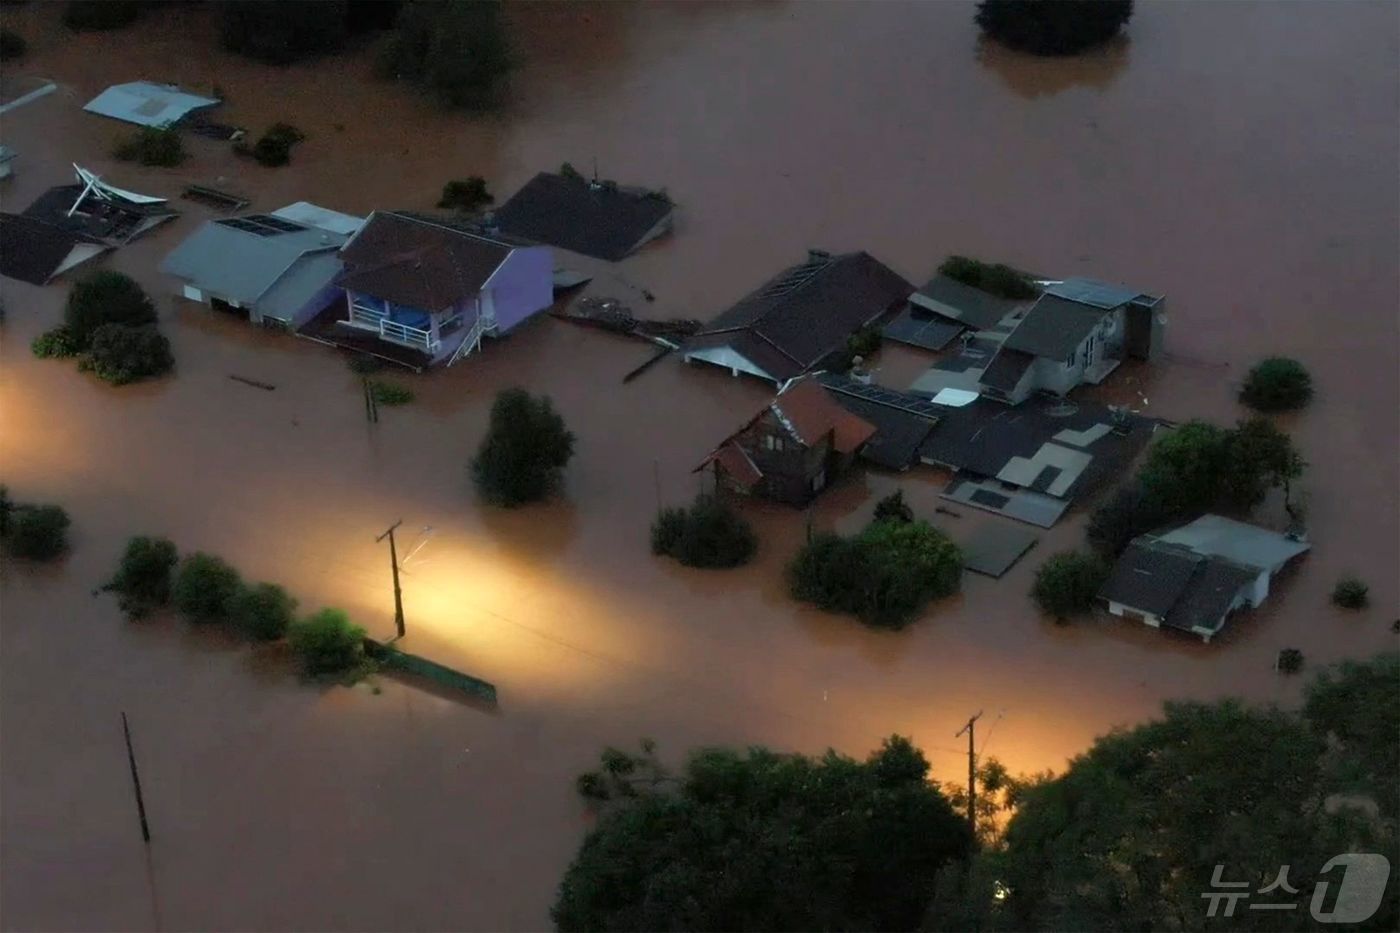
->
[1, 1, 1396, 929]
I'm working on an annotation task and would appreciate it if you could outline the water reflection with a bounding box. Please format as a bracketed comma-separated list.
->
[978, 35, 1131, 99]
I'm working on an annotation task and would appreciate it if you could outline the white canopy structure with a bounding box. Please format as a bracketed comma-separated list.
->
[83, 81, 219, 128]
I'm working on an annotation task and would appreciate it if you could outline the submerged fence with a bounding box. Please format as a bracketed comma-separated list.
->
[363, 638, 498, 705]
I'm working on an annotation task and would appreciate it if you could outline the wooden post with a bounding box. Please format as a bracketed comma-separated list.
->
[121, 712, 151, 843]
[376, 520, 405, 638]
[955, 710, 983, 834]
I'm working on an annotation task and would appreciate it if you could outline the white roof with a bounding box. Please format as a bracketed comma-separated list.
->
[931, 387, 980, 407]
[1156, 515, 1310, 573]
[272, 202, 366, 237]
[83, 82, 219, 128]
[73, 164, 167, 206]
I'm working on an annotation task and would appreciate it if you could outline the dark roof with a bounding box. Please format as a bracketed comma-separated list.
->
[336, 211, 521, 311]
[1046, 277, 1151, 310]
[1098, 542, 1202, 617]
[1163, 558, 1258, 634]
[817, 373, 944, 470]
[979, 347, 1035, 392]
[882, 304, 966, 351]
[771, 379, 876, 453]
[687, 251, 913, 382]
[1002, 294, 1109, 360]
[0, 213, 105, 285]
[23, 184, 176, 245]
[493, 173, 673, 261]
[911, 274, 1023, 330]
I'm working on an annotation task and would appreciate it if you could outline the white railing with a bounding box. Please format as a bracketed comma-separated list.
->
[345, 305, 438, 353]
[348, 304, 387, 327]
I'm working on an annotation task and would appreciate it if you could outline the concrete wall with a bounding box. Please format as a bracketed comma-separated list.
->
[484, 245, 553, 334]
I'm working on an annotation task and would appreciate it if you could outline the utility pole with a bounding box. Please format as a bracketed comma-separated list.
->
[376, 519, 405, 639]
[955, 710, 983, 833]
[121, 712, 151, 843]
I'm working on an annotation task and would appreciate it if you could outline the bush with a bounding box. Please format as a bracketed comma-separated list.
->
[6, 505, 70, 560]
[229, 582, 298, 640]
[788, 519, 962, 629]
[650, 494, 757, 569]
[1240, 357, 1313, 412]
[238, 122, 306, 167]
[347, 353, 386, 375]
[107, 536, 179, 619]
[975, 0, 1133, 56]
[0, 28, 27, 61]
[64, 271, 157, 348]
[379, 0, 516, 111]
[64, 0, 145, 32]
[1277, 648, 1304, 674]
[438, 177, 493, 212]
[112, 125, 187, 168]
[81, 324, 174, 385]
[559, 161, 584, 182]
[369, 380, 414, 405]
[288, 608, 366, 676]
[1031, 551, 1108, 620]
[471, 388, 575, 506]
[872, 490, 914, 524]
[937, 254, 1039, 300]
[31, 325, 82, 359]
[1331, 577, 1369, 610]
[171, 552, 243, 624]
[219, 0, 350, 64]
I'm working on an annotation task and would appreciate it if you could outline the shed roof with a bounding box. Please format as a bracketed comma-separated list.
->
[0, 213, 107, 285]
[160, 215, 346, 308]
[1002, 294, 1109, 360]
[910, 274, 1024, 330]
[493, 172, 673, 261]
[83, 81, 219, 127]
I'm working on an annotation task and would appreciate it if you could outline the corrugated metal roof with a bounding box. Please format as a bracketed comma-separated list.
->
[910, 274, 1024, 330]
[1046, 277, 1144, 310]
[1155, 515, 1310, 572]
[272, 202, 365, 237]
[83, 82, 219, 128]
[160, 218, 346, 308]
[1002, 294, 1107, 360]
[1098, 542, 1201, 616]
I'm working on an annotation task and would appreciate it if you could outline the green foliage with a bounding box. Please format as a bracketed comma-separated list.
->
[437, 176, 493, 212]
[64, 271, 157, 349]
[471, 388, 575, 507]
[369, 380, 414, 405]
[975, 0, 1133, 56]
[848, 324, 882, 360]
[1220, 415, 1306, 513]
[788, 519, 962, 629]
[1331, 576, 1369, 610]
[6, 505, 70, 561]
[1240, 356, 1313, 412]
[553, 736, 973, 932]
[650, 494, 757, 569]
[0, 27, 27, 61]
[347, 353, 386, 375]
[0, 486, 11, 538]
[107, 536, 179, 619]
[379, 0, 516, 111]
[1277, 647, 1305, 674]
[574, 739, 666, 805]
[112, 125, 187, 167]
[1304, 654, 1399, 816]
[31, 325, 82, 359]
[1085, 482, 1170, 556]
[937, 254, 1039, 300]
[80, 324, 174, 385]
[171, 552, 243, 624]
[873, 489, 914, 524]
[229, 582, 298, 640]
[64, 0, 145, 32]
[288, 608, 367, 676]
[238, 122, 306, 167]
[1137, 420, 1231, 516]
[559, 161, 584, 182]
[1031, 550, 1107, 620]
[219, 0, 349, 64]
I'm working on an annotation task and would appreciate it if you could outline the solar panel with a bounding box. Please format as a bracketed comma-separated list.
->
[756, 256, 830, 300]
[216, 214, 308, 237]
[819, 374, 947, 420]
[882, 310, 964, 351]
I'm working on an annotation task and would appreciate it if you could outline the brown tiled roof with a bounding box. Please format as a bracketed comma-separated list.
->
[771, 379, 876, 454]
[702, 443, 763, 489]
[336, 211, 518, 311]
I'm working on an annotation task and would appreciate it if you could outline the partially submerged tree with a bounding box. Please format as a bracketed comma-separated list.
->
[1030, 551, 1107, 621]
[378, 0, 516, 111]
[5, 504, 71, 561]
[219, 0, 350, 64]
[471, 388, 575, 506]
[288, 608, 367, 676]
[1330, 576, 1369, 610]
[1240, 356, 1313, 412]
[241, 123, 307, 167]
[937, 255, 1039, 300]
[553, 736, 973, 932]
[64, 0, 146, 32]
[112, 126, 187, 168]
[63, 271, 157, 349]
[975, 0, 1134, 57]
[873, 489, 915, 524]
[438, 177, 494, 212]
[106, 536, 179, 619]
[80, 324, 174, 385]
[0, 28, 27, 62]
[229, 582, 299, 640]
[172, 553, 244, 624]
[650, 494, 757, 569]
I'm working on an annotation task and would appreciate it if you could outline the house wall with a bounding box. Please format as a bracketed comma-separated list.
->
[1106, 600, 1163, 628]
[1243, 569, 1271, 607]
[1021, 309, 1123, 398]
[1124, 297, 1166, 360]
[735, 413, 832, 506]
[482, 246, 553, 334]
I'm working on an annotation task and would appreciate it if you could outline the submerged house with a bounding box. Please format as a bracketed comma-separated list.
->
[493, 171, 674, 262]
[683, 250, 913, 384]
[160, 213, 348, 327]
[883, 273, 1027, 351]
[0, 213, 107, 285]
[327, 211, 553, 367]
[696, 376, 876, 506]
[1098, 515, 1310, 642]
[25, 165, 177, 246]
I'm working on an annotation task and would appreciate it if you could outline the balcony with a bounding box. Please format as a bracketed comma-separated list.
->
[346, 303, 438, 353]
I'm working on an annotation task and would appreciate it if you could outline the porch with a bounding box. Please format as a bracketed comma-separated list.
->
[297, 296, 434, 371]
[344, 296, 441, 354]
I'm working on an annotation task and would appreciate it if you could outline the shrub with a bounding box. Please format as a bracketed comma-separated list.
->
[171, 552, 244, 624]
[471, 388, 575, 506]
[0, 28, 27, 61]
[1277, 648, 1304, 674]
[6, 505, 70, 561]
[0, 486, 11, 537]
[1240, 357, 1313, 412]
[288, 608, 366, 676]
[31, 325, 82, 359]
[848, 325, 882, 360]
[559, 161, 584, 182]
[438, 177, 493, 212]
[975, 0, 1133, 56]
[650, 495, 757, 569]
[369, 380, 414, 405]
[348, 353, 386, 375]
[1331, 577, 1369, 610]
[1032, 551, 1108, 620]
[107, 536, 179, 619]
[64, 271, 157, 348]
[64, 0, 145, 32]
[219, 0, 350, 64]
[239, 122, 306, 167]
[81, 324, 174, 385]
[229, 582, 298, 640]
[379, 0, 516, 112]
[937, 254, 1039, 300]
[872, 489, 914, 524]
[112, 125, 187, 168]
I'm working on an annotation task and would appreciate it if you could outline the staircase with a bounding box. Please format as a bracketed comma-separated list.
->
[446, 317, 488, 367]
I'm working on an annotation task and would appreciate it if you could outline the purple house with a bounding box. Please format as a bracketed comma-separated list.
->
[333, 211, 553, 367]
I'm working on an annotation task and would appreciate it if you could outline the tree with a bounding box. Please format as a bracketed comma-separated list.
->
[438, 177, 494, 212]
[0, 486, 12, 537]
[650, 494, 757, 569]
[229, 582, 298, 640]
[240, 122, 306, 167]
[1030, 551, 1107, 620]
[1137, 420, 1231, 516]
[874, 489, 915, 524]
[1303, 654, 1399, 817]
[471, 388, 575, 506]
[975, 0, 1134, 57]
[219, 1, 350, 64]
[63, 271, 157, 349]
[1330, 577, 1369, 610]
[1220, 416, 1305, 513]
[1085, 481, 1170, 556]
[938, 255, 1039, 300]
[31, 325, 82, 359]
[63, 0, 146, 32]
[80, 324, 174, 385]
[1240, 356, 1313, 412]
[171, 553, 244, 624]
[379, 0, 516, 111]
[106, 536, 179, 619]
[112, 125, 187, 168]
[553, 736, 973, 932]
[288, 608, 367, 675]
[6, 505, 71, 561]
[0, 28, 27, 62]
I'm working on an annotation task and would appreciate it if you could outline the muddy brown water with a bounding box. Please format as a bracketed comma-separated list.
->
[1, 2, 1396, 930]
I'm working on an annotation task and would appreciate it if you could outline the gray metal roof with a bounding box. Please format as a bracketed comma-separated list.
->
[1045, 277, 1145, 310]
[1155, 515, 1310, 573]
[910, 274, 1025, 330]
[1002, 294, 1108, 360]
[960, 522, 1039, 577]
[161, 217, 346, 309]
[259, 251, 345, 322]
[1099, 542, 1202, 616]
[83, 82, 219, 128]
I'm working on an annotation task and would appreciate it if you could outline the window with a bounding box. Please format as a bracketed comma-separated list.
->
[763, 433, 787, 452]
[1065, 351, 1075, 367]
